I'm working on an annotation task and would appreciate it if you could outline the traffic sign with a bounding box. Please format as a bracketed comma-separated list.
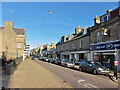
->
[114, 61, 118, 66]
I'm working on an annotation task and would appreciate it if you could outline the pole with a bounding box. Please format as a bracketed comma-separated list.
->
[114, 48, 118, 80]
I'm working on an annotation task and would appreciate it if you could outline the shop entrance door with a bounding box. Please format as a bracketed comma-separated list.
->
[102, 54, 115, 70]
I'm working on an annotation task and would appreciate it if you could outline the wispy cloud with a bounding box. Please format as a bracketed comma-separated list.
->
[8, 9, 14, 14]
[44, 20, 76, 26]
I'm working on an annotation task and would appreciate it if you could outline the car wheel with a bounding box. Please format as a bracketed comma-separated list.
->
[93, 69, 97, 75]
[79, 67, 82, 71]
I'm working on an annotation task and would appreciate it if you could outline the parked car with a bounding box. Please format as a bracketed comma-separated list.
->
[31, 56, 35, 60]
[48, 58, 55, 63]
[45, 57, 49, 62]
[61, 59, 74, 68]
[54, 59, 62, 65]
[39, 57, 43, 60]
[79, 61, 109, 75]
[74, 60, 85, 70]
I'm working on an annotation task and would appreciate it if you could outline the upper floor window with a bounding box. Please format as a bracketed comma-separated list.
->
[66, 43, 68, 50]
[97, 31, 104, 43]
[61, 44, 64, 50]
[80, 40, 83, 48]
[97, 32, 100, 43]
[72, 41, 75, 49]
[18, 43, 22, 48]
[100, 15, 110, 23]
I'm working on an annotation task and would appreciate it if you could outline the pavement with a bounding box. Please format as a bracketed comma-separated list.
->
[108, 70, 120, 84]
[2, 59, 69, 88]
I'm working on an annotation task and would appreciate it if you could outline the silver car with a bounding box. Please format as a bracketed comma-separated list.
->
[61, 59, 74, 68]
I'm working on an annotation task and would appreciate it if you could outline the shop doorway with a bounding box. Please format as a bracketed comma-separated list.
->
[101, 54, 115, 70]
[79, 53, 84, 61]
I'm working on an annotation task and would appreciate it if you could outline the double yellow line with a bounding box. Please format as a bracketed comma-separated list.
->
[64, 81, 72, 88]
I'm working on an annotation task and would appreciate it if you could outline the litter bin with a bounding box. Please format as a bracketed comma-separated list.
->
[5, 61, 14, 75]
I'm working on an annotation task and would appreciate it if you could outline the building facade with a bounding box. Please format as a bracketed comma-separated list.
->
[56, 26, 90, 61]
[90, 7, 120, 71]
[0, 21, 26, 60]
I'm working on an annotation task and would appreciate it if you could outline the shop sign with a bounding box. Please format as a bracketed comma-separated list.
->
[90, 41, 120, 51]
[114, 61, 118, 66]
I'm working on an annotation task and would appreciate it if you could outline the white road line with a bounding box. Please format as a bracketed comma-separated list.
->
[84, 84, 98, 88]
[78, 80, 85, 83]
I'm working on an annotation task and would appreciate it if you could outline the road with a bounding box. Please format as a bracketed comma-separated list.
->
[34, 59, 118, 89]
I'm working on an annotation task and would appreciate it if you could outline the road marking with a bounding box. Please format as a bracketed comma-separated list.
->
[63, 81, 71, 88]
[84, 84, 98, 88]
[78, 80, 85, 83]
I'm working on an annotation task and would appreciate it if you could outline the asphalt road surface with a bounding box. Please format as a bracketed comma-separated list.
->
[34, 59, 118, 89]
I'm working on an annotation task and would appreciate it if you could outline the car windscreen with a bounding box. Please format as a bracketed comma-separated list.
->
[92, 62, 102, 66]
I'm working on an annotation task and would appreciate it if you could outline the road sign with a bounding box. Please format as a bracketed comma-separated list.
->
[114, 61, 118, 66]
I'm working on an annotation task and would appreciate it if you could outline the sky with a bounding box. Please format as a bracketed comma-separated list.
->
[2, 2, 118, 49]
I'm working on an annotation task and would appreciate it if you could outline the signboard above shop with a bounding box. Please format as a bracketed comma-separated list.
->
[90, 40, 120, 51]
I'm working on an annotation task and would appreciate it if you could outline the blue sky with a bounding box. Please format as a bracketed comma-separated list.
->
[2, 2, 118, 49]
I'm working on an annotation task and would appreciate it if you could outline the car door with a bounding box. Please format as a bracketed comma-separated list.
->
[84, 62, 93, 72]
[74, 61, 80, 69]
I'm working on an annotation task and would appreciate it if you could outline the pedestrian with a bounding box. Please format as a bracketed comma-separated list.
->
[73, 57, 76, 64]
[44, 58, 45, 62]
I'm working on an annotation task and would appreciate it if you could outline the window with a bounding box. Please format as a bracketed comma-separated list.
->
[61, 44, 63, 50]
[66, 43, 68, 50]
[18, 43, 22, 48]
[101, 30, 104, 42]
[80, 40, 83, 48]
[72, 41, 75, 49]
[101, 15, 109, 23]
[97, 32, 100, 43]
[97, 31, 104, 43]
[103, 16, 107, 22]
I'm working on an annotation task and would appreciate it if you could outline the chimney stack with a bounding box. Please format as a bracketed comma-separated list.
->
[75, 25, 82, 35]
[106, 10, 112, 13]
[5, 21, 13, 28]
[94, 15, 100, 26]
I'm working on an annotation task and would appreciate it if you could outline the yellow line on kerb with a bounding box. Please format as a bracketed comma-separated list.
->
[60, 79, 72, 88]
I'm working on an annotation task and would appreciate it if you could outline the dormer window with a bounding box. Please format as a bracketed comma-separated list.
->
[100, 14, 111, 23]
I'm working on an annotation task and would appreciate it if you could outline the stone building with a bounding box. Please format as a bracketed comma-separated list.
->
[90, 7, 120, 71]
[0, 21, 26, 60]
[56, 26, 90, 61]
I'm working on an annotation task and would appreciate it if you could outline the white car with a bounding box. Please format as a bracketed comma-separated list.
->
[45, 57, 49, 62]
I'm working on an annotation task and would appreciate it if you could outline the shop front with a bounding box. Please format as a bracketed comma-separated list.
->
[71, 51, 90, 61]
[61, 52, 71, 60]
[90, 40, 120, 71]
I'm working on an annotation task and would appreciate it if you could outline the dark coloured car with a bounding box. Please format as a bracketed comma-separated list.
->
[54, 59, 62, 65]
[79, 61, 109, 75]
[39, 57, 44, 60]
[31, 56, 35, 60]
[48, 58, 55, 63]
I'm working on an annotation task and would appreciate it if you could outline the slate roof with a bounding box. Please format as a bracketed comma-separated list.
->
[0, 26, 25, 35]
[13, 28, 25, 35]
